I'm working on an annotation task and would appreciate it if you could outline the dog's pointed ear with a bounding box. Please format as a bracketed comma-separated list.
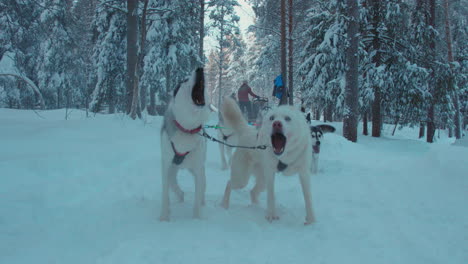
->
[306, 113, 311, 123]
[317, 124, 335, 133]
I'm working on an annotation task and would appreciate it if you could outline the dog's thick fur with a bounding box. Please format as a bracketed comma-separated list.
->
[160, 68, 211, 221]
[221, 97, 316, 224]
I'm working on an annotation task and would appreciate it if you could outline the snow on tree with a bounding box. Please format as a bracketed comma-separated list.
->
[140, 0, 201, 115]
[298, 0, 347, 122]
[208, 0, 240, 108]
[89, 1, 127, 113]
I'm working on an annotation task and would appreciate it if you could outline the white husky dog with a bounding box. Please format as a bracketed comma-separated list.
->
[221, 97, 316, 224]
[160, 68, 211, 221]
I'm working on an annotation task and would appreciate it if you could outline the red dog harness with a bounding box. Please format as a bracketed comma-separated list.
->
[171, 120, 202, 165]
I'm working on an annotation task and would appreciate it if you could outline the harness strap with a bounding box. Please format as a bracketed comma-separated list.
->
[277, 160, 288, 172]
[199, 131, 267, 150]
[220, 130, 233, 141]
[171, 142, 189, 165]
[173, 120, 202, 134]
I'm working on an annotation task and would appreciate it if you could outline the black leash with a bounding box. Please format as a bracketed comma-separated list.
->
[198, 131, 268, 150]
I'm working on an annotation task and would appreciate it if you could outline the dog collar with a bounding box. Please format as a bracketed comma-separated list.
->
[173, 120, 202, 134]
[171, 142, 189, 165]
[277, 160, 288, 172]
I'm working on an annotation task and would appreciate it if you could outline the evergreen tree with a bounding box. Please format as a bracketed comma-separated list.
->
[208, 0, 240, 107]
[89, 1, 127, 113]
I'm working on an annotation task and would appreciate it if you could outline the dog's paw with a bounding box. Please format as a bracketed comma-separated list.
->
[265, 215, 280, 222]
[304, 215, 316, 225]
[221, 200, 229, 209]
[250, 190, 259, 204]
[159, 215, 170, 222]
[193, 211, 201, 219]
[175, 192, 184, 203]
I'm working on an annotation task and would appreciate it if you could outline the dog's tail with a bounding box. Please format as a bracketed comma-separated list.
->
[221, 97, 250, 135]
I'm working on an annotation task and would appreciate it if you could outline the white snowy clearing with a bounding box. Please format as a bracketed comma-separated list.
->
[1, 108, 467, 264]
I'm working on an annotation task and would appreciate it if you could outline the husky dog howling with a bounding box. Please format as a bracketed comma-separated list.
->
[160, 68, 211, 221]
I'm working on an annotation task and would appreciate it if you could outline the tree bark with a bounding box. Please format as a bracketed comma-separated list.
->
[443, 0, 461, 139]
[287, 0, 293, 105]
[363, 111, 369, 135]
[126, 0, 139, 116]
[279, 0, 288, 105]
[149, 87, 156, 115]
[426, 0, 436, 143]
[217, 6, 226, 112]
[325, 105, 333, 122]
[139, 0, 149, 112]
[343, 0, 359, 142]
[419, 122, 425, 138]
[370, 0, 382, 137]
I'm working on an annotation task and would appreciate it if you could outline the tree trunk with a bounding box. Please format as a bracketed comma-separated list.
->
[363, 111, 369, 135]
[371, 0, 382, 137]
[343, 0, 359, 142]
[419, 122, 425, 138]
[279, 0, 288, 105]
[324, 105, 333, 122]
[314, 109, 320, 120]
[199, 0, 205, 64]
[443, 0, 461, 139]
[149, 87, 156, 115]
[426, 0, 436, 143]
[217, 6, 226, 112]
[139, 0, 149, 112]
[109, 82, 116, 114]
[126, 0, 139, 116]
[287, 0, 294, 105]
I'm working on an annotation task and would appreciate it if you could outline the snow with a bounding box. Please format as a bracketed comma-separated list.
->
[1, 108, 467, 264]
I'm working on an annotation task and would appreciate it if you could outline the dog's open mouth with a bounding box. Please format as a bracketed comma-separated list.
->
[192, 68, 205, 106]
[271, 133, 286, 155]
[313, 145, 320, 154]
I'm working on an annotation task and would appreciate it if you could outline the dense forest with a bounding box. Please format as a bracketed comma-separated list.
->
[0, 0, 467, 142]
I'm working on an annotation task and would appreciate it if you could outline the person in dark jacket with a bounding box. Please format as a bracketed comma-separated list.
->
[237, 80, 259, 120]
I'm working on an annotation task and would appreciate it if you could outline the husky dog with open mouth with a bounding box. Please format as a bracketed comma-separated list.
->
[306, 113, 336, 174]
[160, 68, 211, 221]
[221, 97, 316, 224]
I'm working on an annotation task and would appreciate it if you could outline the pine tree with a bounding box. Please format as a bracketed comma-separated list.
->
[89, 1, 127, 113]
[298, 1, 347, 121]
[208, 0, 240, 108]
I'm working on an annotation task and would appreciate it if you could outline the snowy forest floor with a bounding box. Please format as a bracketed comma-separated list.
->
[1, 108, 467, 264]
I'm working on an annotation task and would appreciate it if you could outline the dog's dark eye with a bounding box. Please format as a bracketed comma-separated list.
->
[269, 115, 275, 121]
[285, 116, 291, 122]
[318, 134, 322, 138]
[312, 135, 316, 138]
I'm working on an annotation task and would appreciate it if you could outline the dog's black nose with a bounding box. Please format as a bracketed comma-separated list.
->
[317, 141, 321, 146]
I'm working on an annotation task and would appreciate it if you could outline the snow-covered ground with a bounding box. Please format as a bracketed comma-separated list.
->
[1, 108, 467, 264]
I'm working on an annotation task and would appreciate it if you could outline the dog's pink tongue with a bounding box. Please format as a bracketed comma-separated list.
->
[313, 145, 320, 154]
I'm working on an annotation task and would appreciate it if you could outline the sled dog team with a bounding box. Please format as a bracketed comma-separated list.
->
[160, 68, 335, 224]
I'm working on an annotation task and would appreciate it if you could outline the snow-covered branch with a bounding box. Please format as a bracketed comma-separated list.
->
[0, 73, 45, 109]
